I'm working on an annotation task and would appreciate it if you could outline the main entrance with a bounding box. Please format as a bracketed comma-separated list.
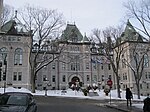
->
[68, 76, 83, 87]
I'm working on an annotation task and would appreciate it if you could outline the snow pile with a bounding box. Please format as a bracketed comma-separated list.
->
[0, 87, 146, 109]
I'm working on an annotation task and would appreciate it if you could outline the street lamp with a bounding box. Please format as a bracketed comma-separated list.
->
[3, 55, 7, 93]
[97, 81, 101, 91]
[44, 78, 50, 96]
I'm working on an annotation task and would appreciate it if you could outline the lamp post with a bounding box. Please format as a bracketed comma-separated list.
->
[3, 55, 7, 93]
[44, 78, 50, 96]
[98, 81, 101, 91]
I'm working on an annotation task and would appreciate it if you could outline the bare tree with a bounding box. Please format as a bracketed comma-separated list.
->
[91, 26, 126, 98]
[124, 0, 150, 40]
[18, 5, 65, 93]
[1, 4, 14, 26]
[122, 42, 150, 99]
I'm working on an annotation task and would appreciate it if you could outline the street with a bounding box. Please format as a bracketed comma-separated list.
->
[35, 96, 122, 112]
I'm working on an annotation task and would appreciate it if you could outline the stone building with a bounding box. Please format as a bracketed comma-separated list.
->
[113, 20, 150, 96]
[35, 24, 113, 90]
[0, 0, 3, 27]
[1, 10, 149, 96]
[0, 18, 32, 89]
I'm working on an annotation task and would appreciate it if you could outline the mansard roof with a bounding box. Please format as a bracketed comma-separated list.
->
[60, 24, 90, 43]
[0, 18, 30, 36]
[120, 20, 143, 42]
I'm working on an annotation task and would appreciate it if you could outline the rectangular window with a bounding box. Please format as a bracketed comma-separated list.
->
[93, 75, 97, 82]
[13, 72, 17, 81]
[145, 72, 148, 79]
[102, 75, 104, 81]
[52, 76, 55, 82]
[18, 72, 22, 81]
[144, 55, 149, 67]
[3, 75, 6, 81]
[62, 63, 66, 70]
[62, 75, 66, 82]
[147, 83, 149, 89]
[87, 75, 90, 81]
[93, 63, 96, 69]
[140, 84, 143, 89]
[52, 63, 55, 69]
[43, 75, 47, 81]
[108, 75, 112, 80]
[86, 62, 89, 69]
[71, 63, 80, 71]
[101, 65, 103, 70]
[108, 64, 111, 70]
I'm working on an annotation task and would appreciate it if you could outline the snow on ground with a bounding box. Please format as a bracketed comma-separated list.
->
[0, 87, 146, 109]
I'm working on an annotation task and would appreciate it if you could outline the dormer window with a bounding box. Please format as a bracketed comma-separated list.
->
[70, 29, 78, 42]
[72, 37, 78, 42]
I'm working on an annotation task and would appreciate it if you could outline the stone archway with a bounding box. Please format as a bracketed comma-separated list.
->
[71, 76, 80, 85]
[68, 76, 83, 87]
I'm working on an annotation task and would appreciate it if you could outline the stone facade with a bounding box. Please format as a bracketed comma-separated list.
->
[0, 19, 31, 90]
[113, 20, 150, 96]
[1, 16, 149, 96]
[0, 0, 3, 27]
[35, 24, 113, 90]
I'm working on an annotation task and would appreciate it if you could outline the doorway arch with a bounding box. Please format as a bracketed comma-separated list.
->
[68, 75, 83, 87]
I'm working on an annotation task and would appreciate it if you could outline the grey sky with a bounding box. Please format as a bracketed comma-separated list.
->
[4, 0, 128, 35]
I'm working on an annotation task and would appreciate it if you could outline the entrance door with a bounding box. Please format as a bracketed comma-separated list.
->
[68, 76, 83, 87]
[71, 76, 80, 85]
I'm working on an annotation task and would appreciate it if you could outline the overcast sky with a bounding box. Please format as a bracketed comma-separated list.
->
[4, 0, 128, 35]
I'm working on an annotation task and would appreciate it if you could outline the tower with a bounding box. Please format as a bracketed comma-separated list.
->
[0, 0, 3, 28]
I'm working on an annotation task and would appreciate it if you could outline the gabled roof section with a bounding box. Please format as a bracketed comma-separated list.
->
[60, 24, 89, 43]
[120, 20, 143, 42]
[0, 16, 29, 36]
[1, 20, 17, 34]
[81, 33, 90, 43]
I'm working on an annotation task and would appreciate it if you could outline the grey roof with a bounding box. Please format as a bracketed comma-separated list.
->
[120, 20, 143, 42]
[0, 18, 29, 35]
[60, 24, 90, 43]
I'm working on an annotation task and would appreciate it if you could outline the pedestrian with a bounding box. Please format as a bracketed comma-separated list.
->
[143, 94, 150, 112]
[126, 88, 133, 106]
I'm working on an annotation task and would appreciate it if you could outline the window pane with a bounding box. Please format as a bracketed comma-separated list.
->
[18, 72, 22, 81]
[14, 48, 23, 65]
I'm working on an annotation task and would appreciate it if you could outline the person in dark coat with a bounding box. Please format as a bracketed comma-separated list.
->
[143, 94, 150, 112]
[126, 88, 133, 106]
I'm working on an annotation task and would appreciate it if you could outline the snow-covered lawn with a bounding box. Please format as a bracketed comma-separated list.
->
[0, 87, 145, 109]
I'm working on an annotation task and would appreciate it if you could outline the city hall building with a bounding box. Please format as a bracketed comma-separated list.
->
[0, 1, 150, 95]
[35, 23, 113, 90]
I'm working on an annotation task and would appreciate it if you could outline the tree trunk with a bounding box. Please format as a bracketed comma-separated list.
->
[116, 76, 121, 98]
[136, 82, 141, 99]
[31, 68, 36, 93]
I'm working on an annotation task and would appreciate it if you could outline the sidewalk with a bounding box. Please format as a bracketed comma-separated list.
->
[105, 101, 143, 112]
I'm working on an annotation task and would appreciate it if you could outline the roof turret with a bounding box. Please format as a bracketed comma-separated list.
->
[0, 10, 29, 35]
[60, 24, 89, 43]
[120, 20, 143, 42]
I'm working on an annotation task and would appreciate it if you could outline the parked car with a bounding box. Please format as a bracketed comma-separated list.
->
[0, 92, 37, 112]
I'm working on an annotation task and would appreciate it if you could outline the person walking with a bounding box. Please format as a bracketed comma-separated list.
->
[126, 88, 133, 106]
[143, 94, 150, 112]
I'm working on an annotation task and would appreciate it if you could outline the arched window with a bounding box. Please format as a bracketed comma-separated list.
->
[0, 47, 8, 63]
[0, 47, 8, 65]
[14, 48, 23, 65]
[144, 54, 149, 67]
